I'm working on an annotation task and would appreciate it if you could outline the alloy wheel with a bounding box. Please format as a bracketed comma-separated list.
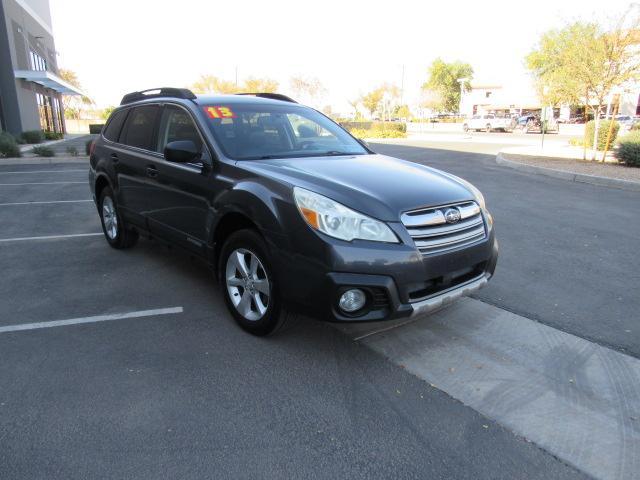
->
[225, 248, 270, 321]
[102, 196, 118, 240]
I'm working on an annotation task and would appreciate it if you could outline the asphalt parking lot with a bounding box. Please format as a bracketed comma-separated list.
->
[0, 162, 592, 479]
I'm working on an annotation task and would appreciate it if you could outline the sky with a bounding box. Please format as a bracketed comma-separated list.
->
[49, 0, 633, 112]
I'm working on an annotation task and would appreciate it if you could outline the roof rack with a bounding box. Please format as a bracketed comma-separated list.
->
[236, 93, 297, 103]
[120, 87, 196, 105]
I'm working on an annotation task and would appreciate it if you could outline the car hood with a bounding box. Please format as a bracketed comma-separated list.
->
[240, 154, 476, 221]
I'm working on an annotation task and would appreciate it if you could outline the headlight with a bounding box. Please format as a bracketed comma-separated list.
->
[293, 187, 398, 243]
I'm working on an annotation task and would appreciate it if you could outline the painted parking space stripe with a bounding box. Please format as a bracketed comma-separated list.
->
[0, 307, 184, 334]
[0, 200, 93, 206]
[0, 181, 86, 186]
[336, 297, 640, 480]
[0, 233, 102, 243]
[0, 169, 87, 175]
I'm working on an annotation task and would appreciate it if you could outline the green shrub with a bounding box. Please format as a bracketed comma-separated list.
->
[44, 131, 64, 140]
[347, 126, 407, 139]
[85, 139, 94, 155]
[89, 124, 104, 134]
[631, 122, 640, 131]
[21, 130, 44, 144]
[616, 130, 640, 167]
[66, 146, 79, 156]
[0, 131, 21, 158]
[32, 145, 55, 157]
[584, 120, 620, 151]
[568, 137, 584, 147]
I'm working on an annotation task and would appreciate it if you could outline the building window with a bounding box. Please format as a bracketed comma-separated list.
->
[37, 93, 58, 133]
[29, 50, 47, 71]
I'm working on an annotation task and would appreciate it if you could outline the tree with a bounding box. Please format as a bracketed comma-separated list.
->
[100, 106, 116, 120]
[362, 88, 384, 117]
[289, 76, 327, 105]
[347, 96, 362, 119]
[241, 77, 279, 93]
[191, 75, 239, 94]
[526, 8, 640, 159]
[361, 84, 400, 119]
[394, 104, 411, 119]
[422, 58, 473, 113]
[58, 68, 92, 120]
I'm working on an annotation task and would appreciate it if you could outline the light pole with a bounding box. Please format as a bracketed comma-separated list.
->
[541, 86, 549, 149]
[456, 78, 468, 117]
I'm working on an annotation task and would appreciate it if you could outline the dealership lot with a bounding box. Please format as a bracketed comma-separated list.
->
[0, 153, 637, 479]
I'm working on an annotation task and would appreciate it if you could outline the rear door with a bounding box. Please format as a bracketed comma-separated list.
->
[114, 104, 161, 227]
[146, 104, 213, 255]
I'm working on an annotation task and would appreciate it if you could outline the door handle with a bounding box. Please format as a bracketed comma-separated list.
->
[146, 166, 158, 178]
[110, 153, 119, 163]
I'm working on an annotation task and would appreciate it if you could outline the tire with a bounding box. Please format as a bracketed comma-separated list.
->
[485, 124, 492, 133]
[98, 186, 138, 249]
[463, 124, 469, 132]
[219, 229, 293, 336]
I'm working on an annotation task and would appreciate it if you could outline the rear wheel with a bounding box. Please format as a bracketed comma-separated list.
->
[219, 229, 294, 336]
[463, 124, 469, 132]
[98, 187, 138, 249]
[485, 124, 492, 133]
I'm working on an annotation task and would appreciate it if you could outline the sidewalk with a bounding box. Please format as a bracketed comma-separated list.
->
[19, 134, 95, 156]
[497, 145, 640, 191]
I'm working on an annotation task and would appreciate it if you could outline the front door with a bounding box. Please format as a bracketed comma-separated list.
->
[145, 104, 213, 255]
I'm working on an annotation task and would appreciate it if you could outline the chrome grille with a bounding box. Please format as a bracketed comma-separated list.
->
[401, 201, 486, 255]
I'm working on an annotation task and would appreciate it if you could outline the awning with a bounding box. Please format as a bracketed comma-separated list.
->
[14, 70, 86, 96]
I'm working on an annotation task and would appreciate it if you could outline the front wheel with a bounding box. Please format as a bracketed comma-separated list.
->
[463, 124, 469, 132]
[485, 124, 492, 133]
[219, 229, 294, 336]
[98, 187, 138, 249]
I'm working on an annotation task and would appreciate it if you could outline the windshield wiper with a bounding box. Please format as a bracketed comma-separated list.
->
[321, 151, 362, 156]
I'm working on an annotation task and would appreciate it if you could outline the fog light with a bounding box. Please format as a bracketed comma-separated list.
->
[338, 289, 366, 313]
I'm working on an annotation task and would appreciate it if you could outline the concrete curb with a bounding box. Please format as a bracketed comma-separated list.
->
[495, 153, 640, 192]
[0, 156, 89, 166]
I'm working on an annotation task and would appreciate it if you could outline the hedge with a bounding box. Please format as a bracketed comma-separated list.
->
[21, 130, 44, 144]
[584, 120, 619, 151]
[0, 131, 21, 158]
[89, 124, 104, 134]
[340, 121, 407, 133]
[616, 130, 640, 167]
[32, 145, 55, 157]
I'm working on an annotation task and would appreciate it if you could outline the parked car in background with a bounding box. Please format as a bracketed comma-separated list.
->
[463, 114, 511, 132]
[510, 114, 559, 134]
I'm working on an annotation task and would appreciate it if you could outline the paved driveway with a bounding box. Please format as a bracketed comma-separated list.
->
[0, 163, 586, 479]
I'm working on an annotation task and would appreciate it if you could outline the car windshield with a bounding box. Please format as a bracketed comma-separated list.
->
[202, 103, 368, 160]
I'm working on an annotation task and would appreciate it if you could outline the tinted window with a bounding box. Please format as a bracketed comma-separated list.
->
[121, 105, 160, 150]
[202, 103, 367, 160]
[156, 105, 203, 153]
[103, 109, 128, 142]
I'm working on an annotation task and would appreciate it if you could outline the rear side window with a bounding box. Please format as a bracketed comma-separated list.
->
[102, 109, 128, 142]
[120, 105, 160, 150]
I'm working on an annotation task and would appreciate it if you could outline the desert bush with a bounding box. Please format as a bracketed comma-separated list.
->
[584, 120, 620, 151]
[616, 130, 640, 167]
[21, 130, 44, 144]
[32, 145, 55, 157]
[66, 146, 79, 156]
[44, 131, 64, 140]
[340, 121, 406, 133]
[0, 131, 21, 158]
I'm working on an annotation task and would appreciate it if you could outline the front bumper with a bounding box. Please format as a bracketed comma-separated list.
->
[272, 223, 498, 323]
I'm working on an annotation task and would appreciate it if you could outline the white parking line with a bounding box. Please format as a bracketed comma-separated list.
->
[0, 169, 87, 175]
[0, 181, 85, 185]
[0, 307, 184, 334]
[0, 233, 102, 243]
[0, 200, 92, 206]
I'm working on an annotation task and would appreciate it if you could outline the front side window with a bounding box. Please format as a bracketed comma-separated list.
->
[121, 105, 160, 150]
[202, 103, 367, 160]
[156, 105, 203, 153]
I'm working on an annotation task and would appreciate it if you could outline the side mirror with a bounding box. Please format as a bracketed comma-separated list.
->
[164, 140, 200, 163]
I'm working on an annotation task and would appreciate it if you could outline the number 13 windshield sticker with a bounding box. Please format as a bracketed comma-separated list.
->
[204, 106, 236, 119]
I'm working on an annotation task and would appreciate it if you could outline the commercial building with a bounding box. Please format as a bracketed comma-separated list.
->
[0, 0, 82, 135]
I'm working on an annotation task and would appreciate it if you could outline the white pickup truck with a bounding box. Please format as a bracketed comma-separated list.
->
[463, 114, 511, 132]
